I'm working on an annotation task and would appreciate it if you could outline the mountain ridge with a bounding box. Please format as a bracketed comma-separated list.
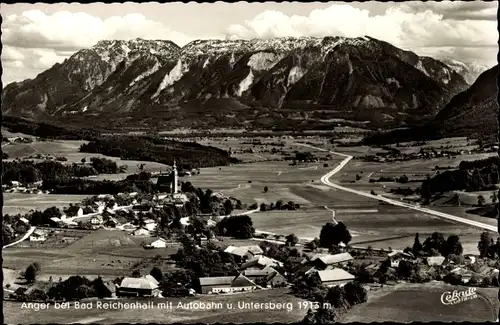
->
[363, 65, 499, 144]
[2, 36, 470, 131]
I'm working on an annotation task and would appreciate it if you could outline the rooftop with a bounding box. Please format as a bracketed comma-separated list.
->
[120, 276, 159, 290]
[317, 268, 355, 282]
[199, 276, 235, 286]
[317, 252, 354, 265]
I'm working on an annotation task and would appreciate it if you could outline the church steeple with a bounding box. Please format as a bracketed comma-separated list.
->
[172, 160, 178, 194]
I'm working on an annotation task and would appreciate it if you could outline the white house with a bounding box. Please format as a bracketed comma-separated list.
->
[144, 219, 157, 232]
[149, 238, 167, 248]
[316, 268, 356, 287]
[91, 215, 103, 225]
[19, 217, 30, 225]
[30, 230, 47, 242]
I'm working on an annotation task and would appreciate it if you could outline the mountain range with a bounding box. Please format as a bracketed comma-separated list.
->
[1, 37, 494, 138]
[441, 58, 491, 85]
[364, 65, 498, 144]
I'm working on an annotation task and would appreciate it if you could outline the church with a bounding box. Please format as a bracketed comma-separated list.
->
[156, 160, 188, 205]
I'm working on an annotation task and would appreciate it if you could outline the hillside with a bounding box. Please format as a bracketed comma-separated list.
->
[429, 65, 498, 140]
[2, 36, 468, 132]
[1, 116, 234, 168]
[364, 65, 498, 145]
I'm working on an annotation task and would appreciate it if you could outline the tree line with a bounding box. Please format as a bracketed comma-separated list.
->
[2, 158, 125, 185]
[421, 160, 499, 199]
[79, 136, 236, 169]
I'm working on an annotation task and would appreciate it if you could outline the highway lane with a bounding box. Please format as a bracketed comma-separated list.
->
[296, 143, 497, 232]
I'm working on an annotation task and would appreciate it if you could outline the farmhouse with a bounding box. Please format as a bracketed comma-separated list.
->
[263, 269, 287, 288]
[131, 227, 151, 236]
[146, 237, 167, 248]
[19, 217, 30, 225]
[117, 275, 161, 297]
[90, 215, 103, 226]
[143, 219, 157, 232]
[313, 252, 354, 269]
[315, 268, 356, 287]
[224, 245, 264, 262]
[199, 276, 234, 294]
[199, 274, 259, 294]
[388, 251, 415, 267]
[242, 266, 276, 279]
[241, 256, 284, 270]
[426, 256, 446, 266]
[29, 229, 48, 242]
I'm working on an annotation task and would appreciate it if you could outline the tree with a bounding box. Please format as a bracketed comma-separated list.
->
[477, 195, 486, 206]
[259, 203, 268, 212]
[423, 232, 446, 256]
[306, 238, 320, 251]
[216, 215, 255, 239]
[25, 264, 39, 283]
[478, 231, 494, 258]
[412, 233, 423, 255]
[319, 222, 352, 248]
[285, 233, 299, 247]
[132, 270, 141, 277]
[491, 191, 499, 205]
[443, 235, 463, 256]
[81, 158, 86, 164]
[343, 281, 368, 305]
[150, 267, 163, 282]
[263, 186, 269, 193]
[223, 199, 234, 216]
[325, 286, 347, 309]
[302, 309, 317, 324]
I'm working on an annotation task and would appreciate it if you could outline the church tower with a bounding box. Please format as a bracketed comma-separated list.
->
[172, 160, 179, 194]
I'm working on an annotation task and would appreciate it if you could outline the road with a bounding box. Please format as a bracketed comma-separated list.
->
[296, 143, 497, 233]
[3, 227, 36, 249]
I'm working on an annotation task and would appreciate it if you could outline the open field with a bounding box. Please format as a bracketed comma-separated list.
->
[341, 282, 497, 322]
[4, 288, 307, 324]
[3, 193, 92, 215]
[2, 229, 178, 279]
[187, 159, 341, 201]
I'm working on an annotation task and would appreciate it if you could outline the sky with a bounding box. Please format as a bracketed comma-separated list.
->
[1, 1, 498, 85]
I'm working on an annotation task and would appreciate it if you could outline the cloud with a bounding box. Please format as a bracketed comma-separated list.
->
[2, 10, 191, 50]
[224, 3, 497, 60]
[2, 10, 192, 84]
[399, 1, 498, 21]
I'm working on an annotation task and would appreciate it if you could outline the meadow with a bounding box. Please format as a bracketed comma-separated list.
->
[3, 193, 92, 215]
[2, 229, 178, 281]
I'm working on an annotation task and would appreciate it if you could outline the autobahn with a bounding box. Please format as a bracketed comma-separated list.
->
[296, 143, 497, 232]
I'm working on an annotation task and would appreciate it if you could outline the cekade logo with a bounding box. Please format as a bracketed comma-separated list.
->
[440, 287, 478, 305]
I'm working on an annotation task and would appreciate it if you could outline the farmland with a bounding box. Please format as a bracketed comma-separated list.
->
[3, 229, 180, 280]
[3, 135, 495, 255]
[3, 193, 92, 215]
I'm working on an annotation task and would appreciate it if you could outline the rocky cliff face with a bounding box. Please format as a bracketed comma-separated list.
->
[363, 65, 498, 145]
[2, 36, 468, 130]
[429, 65, 498, 139]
